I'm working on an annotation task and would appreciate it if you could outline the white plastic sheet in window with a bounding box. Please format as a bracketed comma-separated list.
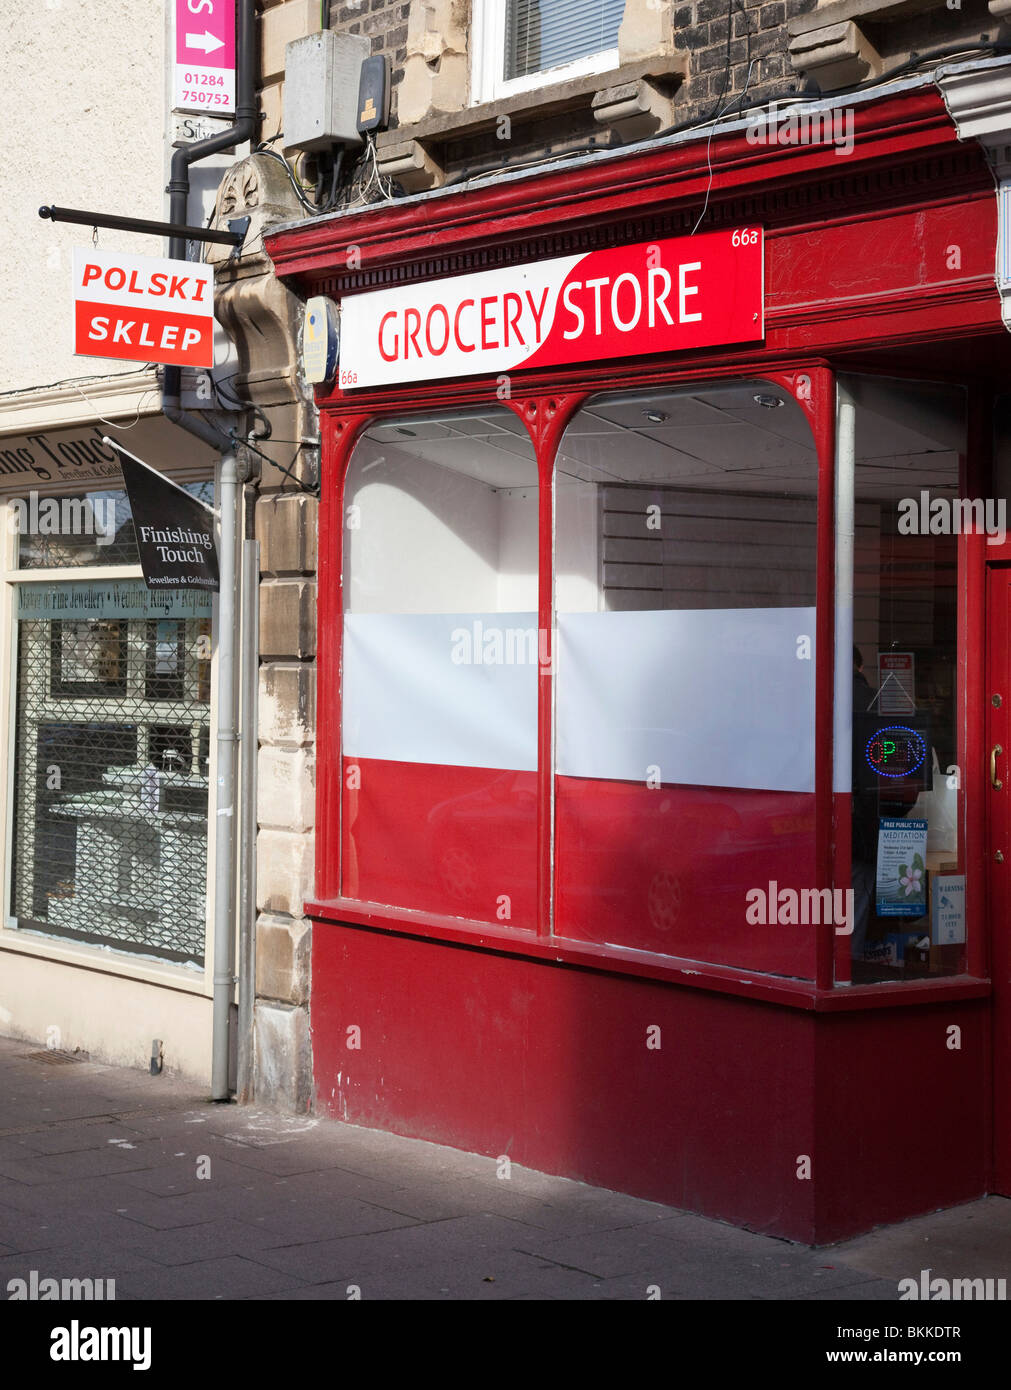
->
[343, 612, 539, 771]
[556, 607, 817, 792]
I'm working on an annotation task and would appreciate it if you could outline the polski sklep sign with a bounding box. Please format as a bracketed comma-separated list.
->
[103, 438, 219, 592]
[73, 248, 214, 369]
[338, 228, 764, 389]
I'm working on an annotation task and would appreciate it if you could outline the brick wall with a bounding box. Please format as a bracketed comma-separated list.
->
[673, 0, 819, 124]
[261, 0, 994, 156]
[328, 0, 410, 122]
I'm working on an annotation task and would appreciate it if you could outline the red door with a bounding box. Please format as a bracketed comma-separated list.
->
[986, 563, 1011, 1193]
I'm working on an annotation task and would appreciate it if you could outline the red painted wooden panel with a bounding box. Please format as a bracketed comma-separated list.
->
[554, 775, 818, 976]
[812, 1003, 988, 1243]
[311, 921, 819, 1240]
[765, 199, 995, 312]
[341, 756, 538, 929]
[311, 923, 987, 1241]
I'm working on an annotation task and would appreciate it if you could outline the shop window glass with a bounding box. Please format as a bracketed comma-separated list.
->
[341, 409, 539, 926]
[8, 481, 214, 967]
[14, 483, 213, 569]
[553, 382, 819, 976]
[842, 377, 966, 983]
[11, 584, 213, 965]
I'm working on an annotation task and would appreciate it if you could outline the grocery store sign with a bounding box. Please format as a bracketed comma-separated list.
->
[338, 228, 764, 390]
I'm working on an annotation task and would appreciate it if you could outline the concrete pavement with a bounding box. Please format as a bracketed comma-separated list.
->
[1, 1034, 1008, 1301]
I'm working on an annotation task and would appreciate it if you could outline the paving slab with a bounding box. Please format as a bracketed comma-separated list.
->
[107, 1217, 305, 1267]
[1, 1034, 1010, 1301]
[830, 1198, 1011, 1283]
[110, 1254, 309, 1300]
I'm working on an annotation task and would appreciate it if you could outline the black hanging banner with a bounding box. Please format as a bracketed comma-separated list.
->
[103, 436, 219, 592]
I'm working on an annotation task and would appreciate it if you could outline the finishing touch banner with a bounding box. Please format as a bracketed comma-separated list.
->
[104, 438, 219, 592]
[337, 228, 764, 389]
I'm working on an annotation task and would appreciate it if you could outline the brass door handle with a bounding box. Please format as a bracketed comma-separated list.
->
[992, 744, 1003, 790]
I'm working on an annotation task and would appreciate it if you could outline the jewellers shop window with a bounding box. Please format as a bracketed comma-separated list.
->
[838, 377, 967, 985]
[341, 409, 538, 927]
[473, 0, 623, 103]
[7, 482, 215, 966]
[553, 382, 819, 978]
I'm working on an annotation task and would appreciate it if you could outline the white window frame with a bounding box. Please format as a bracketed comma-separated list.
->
[471, 0, 621, 106]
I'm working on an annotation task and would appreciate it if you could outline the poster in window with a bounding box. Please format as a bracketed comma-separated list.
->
[876, 817, 928, 917]
[145, 619, 185, 701]
[50, 620, 128, 697]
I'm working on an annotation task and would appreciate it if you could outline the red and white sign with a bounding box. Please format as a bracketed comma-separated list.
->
[173, 0, 235, 115]
[73, 248, 214, 369]
[338, 229, 764, 390]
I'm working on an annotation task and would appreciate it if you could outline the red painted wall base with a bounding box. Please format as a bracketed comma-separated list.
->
[310, 922, 988, 1244]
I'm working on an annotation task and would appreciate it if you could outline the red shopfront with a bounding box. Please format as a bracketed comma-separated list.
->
[266, 82, 1011, 1243]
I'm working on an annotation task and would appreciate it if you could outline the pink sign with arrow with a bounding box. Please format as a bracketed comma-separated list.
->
[174, 0, 236, 115]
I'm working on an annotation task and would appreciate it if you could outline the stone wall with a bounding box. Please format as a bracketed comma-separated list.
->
[209, 153, 319, 1111]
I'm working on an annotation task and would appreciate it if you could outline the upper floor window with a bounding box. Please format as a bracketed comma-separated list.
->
[473, 0, 624, 103]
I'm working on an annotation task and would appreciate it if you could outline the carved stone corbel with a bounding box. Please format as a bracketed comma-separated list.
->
[206, 153, 317, 490]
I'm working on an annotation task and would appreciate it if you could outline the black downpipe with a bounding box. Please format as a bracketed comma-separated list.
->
[163, 0, 258, 448]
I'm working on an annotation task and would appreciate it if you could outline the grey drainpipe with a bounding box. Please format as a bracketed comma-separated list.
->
[160, 0, 258, 1101]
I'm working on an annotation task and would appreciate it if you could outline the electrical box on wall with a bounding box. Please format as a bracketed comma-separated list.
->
[283, 31, 371, 154]
[357, 56, 390, 134]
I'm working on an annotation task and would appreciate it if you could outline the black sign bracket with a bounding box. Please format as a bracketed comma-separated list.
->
[39, 204, 244, 247]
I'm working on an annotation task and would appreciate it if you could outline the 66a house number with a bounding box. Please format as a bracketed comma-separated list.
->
[732, 228, 760, 247]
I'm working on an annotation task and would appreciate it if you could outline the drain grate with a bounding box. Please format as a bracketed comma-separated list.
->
[24, 1049, 89, 1065]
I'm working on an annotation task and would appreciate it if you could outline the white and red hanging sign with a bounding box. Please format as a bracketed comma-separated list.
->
[173, 0, 236, 115]
[72, 248, 214, 368]
[338, 228, 764, 390]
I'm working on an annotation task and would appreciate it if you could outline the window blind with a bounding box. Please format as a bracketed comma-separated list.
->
[505, 0, 625, 81]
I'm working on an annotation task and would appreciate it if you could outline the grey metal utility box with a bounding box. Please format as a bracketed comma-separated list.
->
[283, 31, 369, 154]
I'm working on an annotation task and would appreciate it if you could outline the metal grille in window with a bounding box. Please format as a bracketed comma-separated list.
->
[505, 0, 624, 81]
[11, 613, 212, 965]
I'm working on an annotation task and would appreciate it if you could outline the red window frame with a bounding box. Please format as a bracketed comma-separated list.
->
[308, 357, 992, 1012]
[309, 360, 839, 978]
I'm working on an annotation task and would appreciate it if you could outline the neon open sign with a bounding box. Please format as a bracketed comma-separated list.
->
[865, 725, 927, 779]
